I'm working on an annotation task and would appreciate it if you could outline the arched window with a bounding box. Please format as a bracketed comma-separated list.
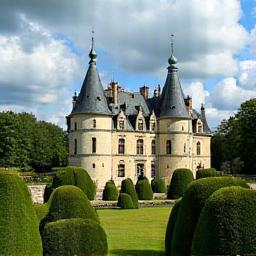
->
[92, 137, 96, 153]
[137, 139, 144, 155]
[93, 119, 96, 128]
[151, 139, 156, 154]
[74, 122, 77, 131]
[74, 139, 77, 155]
[118, 138, 125, 154]
[166, 140, 172, 154]
[118, 164, 125, 177]
[197, 141, 201, 155]
[138, 119, 144, 131]
[151, 162, 156, 178]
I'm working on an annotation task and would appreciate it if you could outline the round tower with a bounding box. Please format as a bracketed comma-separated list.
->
[157, 37, 193, 183]
[67, 34, 112, 189]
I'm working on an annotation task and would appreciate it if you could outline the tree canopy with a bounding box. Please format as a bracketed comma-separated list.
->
[211, 99, 256, 174]
[0, 111, 68, 172]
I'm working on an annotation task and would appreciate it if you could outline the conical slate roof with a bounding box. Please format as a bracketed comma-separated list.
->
[159, 55, 190, 118]
[71, 39, 111, 116]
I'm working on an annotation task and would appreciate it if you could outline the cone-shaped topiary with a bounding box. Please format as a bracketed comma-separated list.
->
[52, 166, 96, 200]
[165, 199, 181, 256]
[120, 178, 139, 208]
[196, 167, 220, 179]
[102, 180, 118, 201]
[192, 186, 256, 256]
[40, 185, 99, 232]
[42, 218, 108, 256]
[44, 183, 53, 203]
[170, 177, 249, 256]
[0, 173, 42, 255]
[135, 177, 153, 200]
[117, 193, 134, 209]
[151, 178, 166, 193]
[167, 168, 194, 199]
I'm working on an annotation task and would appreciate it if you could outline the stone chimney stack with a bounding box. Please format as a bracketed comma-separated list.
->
[72, 91, 78, 107]
[111, 81, 119, 105]
[140, 85, 149, 99]
[184, 95, 193, 113]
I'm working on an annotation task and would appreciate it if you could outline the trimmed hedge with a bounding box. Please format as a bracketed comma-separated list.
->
[192, 186, 256, 256]
[42, 218, 108, 256]
[170, 177, 249, 256]
[165, 199, 181, 255]
[135, 178, 153, 200]
[40, 185, 99, 232]
[167, 168, 194, 199]
[102, 180, 118, 201]
[117, 193, 134, 209]
[44, 184, 53, 203]
[151, 178, 166, 193]
[0, 173, 42, 255]
[196, 167, 220, 179]
[120, 178, 139, 208]
[52, 166, 96, 200]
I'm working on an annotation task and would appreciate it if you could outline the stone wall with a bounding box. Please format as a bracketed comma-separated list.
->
[28, 184, 46, 204]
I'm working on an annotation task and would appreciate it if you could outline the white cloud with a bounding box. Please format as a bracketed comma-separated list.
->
[183, 81, 209, 110]
[209, 77, 256, 110]
[238, 60, 256, 89]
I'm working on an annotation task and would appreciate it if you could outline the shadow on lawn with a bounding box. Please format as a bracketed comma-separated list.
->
[110, 249, 165, 256]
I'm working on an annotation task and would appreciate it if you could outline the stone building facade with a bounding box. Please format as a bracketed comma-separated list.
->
[67, 38, 211, 189]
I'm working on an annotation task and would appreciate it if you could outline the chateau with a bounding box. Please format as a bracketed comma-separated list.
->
[67, 37, 211, 188]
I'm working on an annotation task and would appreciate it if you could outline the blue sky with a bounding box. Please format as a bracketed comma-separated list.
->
[0, 0, 255, 129]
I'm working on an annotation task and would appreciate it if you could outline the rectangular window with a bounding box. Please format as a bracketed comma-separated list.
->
[151, 122, 156, 131]
[137, 139, 144, 155]
[118, 139, 125, 154]
[151, 163, 156, 178]
[118, 164, 125, 177]
[119, 120, 124, 129]
[93, 119, 96, 128]
[92, 137, 96, 153]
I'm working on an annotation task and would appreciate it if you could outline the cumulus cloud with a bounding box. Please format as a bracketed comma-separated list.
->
[0, 0, 249, 79]
[209, 77, 256, 110]
[238, 60, 256, 89]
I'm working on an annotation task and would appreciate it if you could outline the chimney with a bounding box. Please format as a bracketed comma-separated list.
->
[140, 85, 149, 99]
[157, 84, 161, 98]
[184, 95, 192, 113]
[111, 81, 119, 105]
[72, 91, 78, 107]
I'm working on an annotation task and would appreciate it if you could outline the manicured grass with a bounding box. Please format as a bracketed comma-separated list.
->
[98, 206, 171, 256]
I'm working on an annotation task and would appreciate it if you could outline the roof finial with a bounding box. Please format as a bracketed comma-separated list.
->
[89, 29, 97, 64]
[171, 34, 174, 55]
[168, 34, 178, 66]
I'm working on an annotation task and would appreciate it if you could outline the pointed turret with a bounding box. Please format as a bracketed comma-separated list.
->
[159, 36, 189, 118]
[71, 33, 112, 116]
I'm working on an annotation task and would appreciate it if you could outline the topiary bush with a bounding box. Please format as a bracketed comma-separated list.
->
[44, 183, 53, 203]
[120, 178, 139, 208]
[42, 218, 108, 256]
[192, 186, 256, 256]
[102, 180, 118, 201]
[165, 199, 181, 255]
[52, 166, 96, 200]
[40, 185, 99, 232]
[117, 193, 134, 209]
[135, 177, 153, 200]
[170, 177, 249, 256]
[0, 173, 42, 255]
[196, 167, 220, 179]
[151, 178, 166, 193]
[167, 168, 194, 199]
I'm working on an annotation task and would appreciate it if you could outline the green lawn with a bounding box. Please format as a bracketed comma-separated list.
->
[98, 206, 171, 256]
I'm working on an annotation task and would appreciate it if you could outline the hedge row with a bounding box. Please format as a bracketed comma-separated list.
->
[196, 167, 220, 179]
[167, 176, 249, 255]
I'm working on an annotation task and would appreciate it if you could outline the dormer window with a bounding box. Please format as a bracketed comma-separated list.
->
[197, 121, 203, 133]
[151, 121, 156, 131]
[93, 119, 96, 128]
[119, 120, 124, 130]
[138, 119, 143, 131]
